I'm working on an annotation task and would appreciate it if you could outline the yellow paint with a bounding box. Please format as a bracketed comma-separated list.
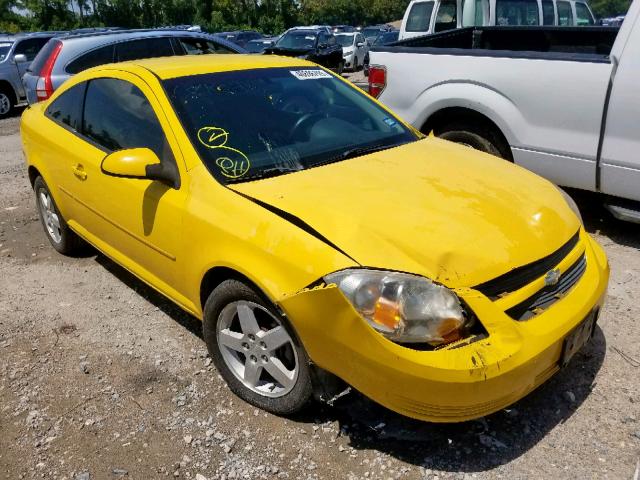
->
[21, 54, 610, 422]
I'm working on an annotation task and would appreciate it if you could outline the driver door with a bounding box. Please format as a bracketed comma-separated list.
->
[65, 73, 189, 306]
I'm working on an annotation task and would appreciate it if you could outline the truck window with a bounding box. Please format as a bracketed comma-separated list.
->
[556, 0, 574, 25]
[462, 0, 489, 26]
[574, 2, 594, 25]
[542, 0, 555, 24]
[434, 0, 458, 32]
[406, 1, 436, 32]
[496, 0, 540, 25]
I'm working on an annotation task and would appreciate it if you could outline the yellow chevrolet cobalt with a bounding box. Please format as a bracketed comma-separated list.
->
[21, 55, 609, 422]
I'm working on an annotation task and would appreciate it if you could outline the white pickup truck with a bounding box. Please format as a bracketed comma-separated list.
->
[369, 0, 640, 222]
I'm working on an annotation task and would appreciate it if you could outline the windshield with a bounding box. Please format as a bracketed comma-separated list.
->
[373, 32, 399, 45]
[276, 31, 317, 50]
[0, 42, 13, 62]
[164, 67, 416, 185]
[246, 41, 270, 53]
[335, 34, 355, 47]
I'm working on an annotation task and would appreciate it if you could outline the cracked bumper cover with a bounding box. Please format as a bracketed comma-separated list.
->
[279, 234, 609, 423]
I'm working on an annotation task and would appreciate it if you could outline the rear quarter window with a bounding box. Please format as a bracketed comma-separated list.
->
[116, 37, 174, 62]
[45, 83, 86, 131]
[66, 44, 115, 74]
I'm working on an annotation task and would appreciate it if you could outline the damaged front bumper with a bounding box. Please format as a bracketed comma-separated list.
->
[278, 232, 609, 423]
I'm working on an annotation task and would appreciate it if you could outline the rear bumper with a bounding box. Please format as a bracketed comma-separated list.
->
[280, 232, 609, 422]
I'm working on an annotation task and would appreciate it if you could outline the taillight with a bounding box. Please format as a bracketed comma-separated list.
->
[368, 65, 386, 99]
[36, 40, 62, 102]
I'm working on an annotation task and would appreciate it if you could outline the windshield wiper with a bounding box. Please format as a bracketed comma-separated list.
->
[227, 165, 302, 183]
[311, 142, 407, 169]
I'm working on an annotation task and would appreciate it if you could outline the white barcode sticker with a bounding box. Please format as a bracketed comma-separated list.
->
[290, 69, 333, 80]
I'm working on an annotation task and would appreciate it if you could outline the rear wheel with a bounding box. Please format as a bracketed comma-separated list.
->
[203, 280, 313, 415]
[0, 88, 14, 119]
[437, 123, 510, 159]
[33, 176, 82, 255]
[336, 60, 345, 75]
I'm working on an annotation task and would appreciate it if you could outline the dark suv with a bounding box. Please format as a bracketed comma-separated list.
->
[23, 29, 245, 104]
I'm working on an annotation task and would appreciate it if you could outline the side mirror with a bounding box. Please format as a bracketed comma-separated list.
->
[356, 42, 364, 47]
[101, 148, 179, 188]
[13, 53, 27, 63]
[318, 43, 329, 49]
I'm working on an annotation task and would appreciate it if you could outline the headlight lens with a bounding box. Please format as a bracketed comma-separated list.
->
[324, 270, 471, 345]
[557, 187, 583, 225]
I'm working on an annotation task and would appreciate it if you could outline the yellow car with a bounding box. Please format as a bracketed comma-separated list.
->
[21, 55, 609, 422]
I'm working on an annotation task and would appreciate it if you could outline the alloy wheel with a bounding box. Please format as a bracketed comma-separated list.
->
[0, 93, 10, 116]
[217, 300, 299, 398]
[38, 189, 62, 243]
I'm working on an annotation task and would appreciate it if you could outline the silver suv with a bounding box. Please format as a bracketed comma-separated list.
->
[23, 29, 245, 104]
[0, 32, 61, 117]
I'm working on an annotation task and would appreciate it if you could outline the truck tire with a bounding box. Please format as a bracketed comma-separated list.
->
[437, 124, 510, 160]
[0, 88, 15, 119]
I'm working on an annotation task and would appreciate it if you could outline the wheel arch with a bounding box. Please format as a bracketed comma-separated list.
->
[28, 165, 42, 187]
[422, 106, 514, 161]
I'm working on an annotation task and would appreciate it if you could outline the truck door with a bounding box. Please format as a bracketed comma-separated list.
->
[599, 22, 640, 202]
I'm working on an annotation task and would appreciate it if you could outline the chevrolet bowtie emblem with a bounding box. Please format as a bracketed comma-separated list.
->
[544, 268, 562, 287]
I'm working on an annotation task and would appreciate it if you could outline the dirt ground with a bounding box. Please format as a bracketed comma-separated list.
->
[1, 110, 639, 480]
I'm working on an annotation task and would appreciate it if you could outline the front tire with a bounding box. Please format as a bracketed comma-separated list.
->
[33, 176, 82, 255]
[437, 123, 511, 160]
[203, 280, 313, 415]
[0, 88, 14, 119]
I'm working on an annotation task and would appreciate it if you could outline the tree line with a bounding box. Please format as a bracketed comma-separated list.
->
[0, 0, 413, 34]
[0, 0, 632, 35]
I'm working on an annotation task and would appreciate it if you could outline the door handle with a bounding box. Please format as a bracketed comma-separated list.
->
[72, 164, 87, 181]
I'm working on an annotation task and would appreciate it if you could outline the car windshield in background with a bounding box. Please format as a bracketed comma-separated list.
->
[373, 32, 399, 46]
[0, 42, 12, 61]
[276, 31, 317, 49]
[164, 67, 417, 185]
[245, 41, 269, 53]
[335, 34, 355, 47]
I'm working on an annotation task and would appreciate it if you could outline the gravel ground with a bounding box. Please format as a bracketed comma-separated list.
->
[1, 110, 639, 480]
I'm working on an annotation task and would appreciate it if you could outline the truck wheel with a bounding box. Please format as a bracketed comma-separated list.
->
[203, 279, 313, 416]
[437, 124, 510, 160]
[0, 88, 14, 119]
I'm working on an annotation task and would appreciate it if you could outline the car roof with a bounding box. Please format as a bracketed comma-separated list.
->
[97, 54, 310, 80]
[58, 28, 202, 42]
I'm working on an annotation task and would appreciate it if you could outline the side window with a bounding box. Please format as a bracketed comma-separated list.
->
[66, 45, 114, 74]
[327, 34, 337, 45]
[14, 38, 50, 61]
[116, 37, 174, 62]
[45, 83, 86, 131]
[179, 37, 233, 55]
[434, 0, 458, 32]
[463, 0, 489, 26]
[82, 78, 170, 163]
[556, 0, 574, 25]
[542, 0, 555, 24]
[318, 33, 329, 46]
[406, 1, 436, 32]
[496, 0, 540, 25]
[575, 2, 594, 25]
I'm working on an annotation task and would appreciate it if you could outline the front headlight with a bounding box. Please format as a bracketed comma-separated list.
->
[324, 269, 472, 345]
[557, 187, 583, 225]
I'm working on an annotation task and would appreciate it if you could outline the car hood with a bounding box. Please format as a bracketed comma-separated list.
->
[229, 138, 580, 288]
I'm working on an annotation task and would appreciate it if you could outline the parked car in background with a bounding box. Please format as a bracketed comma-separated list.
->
[333, 25, 356, 33]
[335, 32, 368, 70]
[265, 29, 344, 73]
[369, 5, 640, 221]
[245, 37, 278, 54]
[287, 25, 333, 34]
[399, 0, 596, 39]
[601, 15, 625, 26]
[213, 30, 263, 48]
[23, 29, 244, 104]
[362, 24, 395, 44]
[363, 30, 399, 75]
[21, 53, 608, 423]
[0, 32, 62, 117]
